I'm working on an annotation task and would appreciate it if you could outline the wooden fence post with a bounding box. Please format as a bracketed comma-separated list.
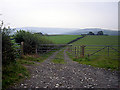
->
[35, 45, 38, 55]
[80, 45, 86, 57]
[21, 42, 24, 56]
[77, 46, 79, 58]
[70, 45, 72, 53]
[79, 46, 80, 57]
[75, 46, 77, 58]
[68, 45, 70, 52]
[108, 46, 109, 56]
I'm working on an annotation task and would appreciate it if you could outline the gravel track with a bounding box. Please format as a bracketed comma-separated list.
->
[12, 48, 119, 89]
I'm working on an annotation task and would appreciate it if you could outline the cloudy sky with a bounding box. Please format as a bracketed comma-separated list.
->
[0, 0, 119, 30]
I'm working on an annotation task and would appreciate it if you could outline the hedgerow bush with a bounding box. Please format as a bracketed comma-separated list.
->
[10, 36, 20, 58]
[2, 27, 16, 65]
[14, 30, 54, 54]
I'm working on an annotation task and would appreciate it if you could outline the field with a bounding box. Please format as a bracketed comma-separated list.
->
[67, 35, 119, 70]
[72, 35, 119, 45]
[47, 35, 82, 44]
[70, 35, 119, 56]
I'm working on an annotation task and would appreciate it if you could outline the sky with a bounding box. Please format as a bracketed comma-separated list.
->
[0, 0, 119, 30]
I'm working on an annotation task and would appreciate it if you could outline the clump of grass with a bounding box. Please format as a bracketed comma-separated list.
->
[21, 54, 44, 63]
[52, 58, 65, 64]
[73, 57, 90, 62]
[21, 51, 56, 63]
[52, 49, 66, 64]
[17, 59, 35, 65]
[2, 62, 29, 89]
[39, 50, 56, 60]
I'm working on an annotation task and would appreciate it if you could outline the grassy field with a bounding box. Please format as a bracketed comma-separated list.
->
[70, 35, 119, 56]
[67, 35, 119, 70]
[47, 35, 82, 44]
[72, 35, 119, 45]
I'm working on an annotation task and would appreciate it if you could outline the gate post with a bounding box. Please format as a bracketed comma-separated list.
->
[75, 46, 77, 58]
[21, 42, 24, 56]
[35, 45, 38, 55]
[80, 45, 86, 57]
[68, 45, 70, 52]
[70, 45, 72, 53]
[108, 46, 109, 56]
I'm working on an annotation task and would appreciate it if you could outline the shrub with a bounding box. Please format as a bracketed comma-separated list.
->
[10, 36, 21, 58]
[2, 27, 16, 65]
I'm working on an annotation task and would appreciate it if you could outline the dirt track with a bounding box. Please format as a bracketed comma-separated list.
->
[12, 48, 119, 89]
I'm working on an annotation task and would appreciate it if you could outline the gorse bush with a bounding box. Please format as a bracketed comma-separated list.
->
[14, 30, 54, 54]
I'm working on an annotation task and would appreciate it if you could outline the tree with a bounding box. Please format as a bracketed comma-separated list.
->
[44, 33, 48, 36]
[81, 34, 87, 37]
[35, 32, 43, 36]
[97, 31, 104, 35]
[88, 31, 94, 35]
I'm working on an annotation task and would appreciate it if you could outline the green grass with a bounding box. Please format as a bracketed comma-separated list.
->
[52, 49, 66, 64]
[2, 62, 29, 89]
[71, 35, 119, 56]
[21, 51, 56, 63]
[22, 55, 43, 62]
[73, 35, 119, 45]
[39, 50, 56, 60]
[67, 35, 119, 70]
[47, 35, 82, 44]
[17, 59, 35, 65]
[17, 51, 56, 65]
[67, 51, 119, 70]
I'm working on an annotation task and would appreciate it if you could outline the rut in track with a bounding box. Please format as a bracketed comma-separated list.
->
[12, 47, 119, 88]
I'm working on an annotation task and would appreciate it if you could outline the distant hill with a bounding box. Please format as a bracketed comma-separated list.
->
[14, 27, 119, 35]
[64, 28, 119, 36]
[14, 27, 76, 35]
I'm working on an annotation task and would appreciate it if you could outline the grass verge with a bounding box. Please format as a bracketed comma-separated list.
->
[66, 50, 119, 71]
[2, 50, 55, 89]
[2, 62, 29, 89]
[20, 50, 56, 63]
